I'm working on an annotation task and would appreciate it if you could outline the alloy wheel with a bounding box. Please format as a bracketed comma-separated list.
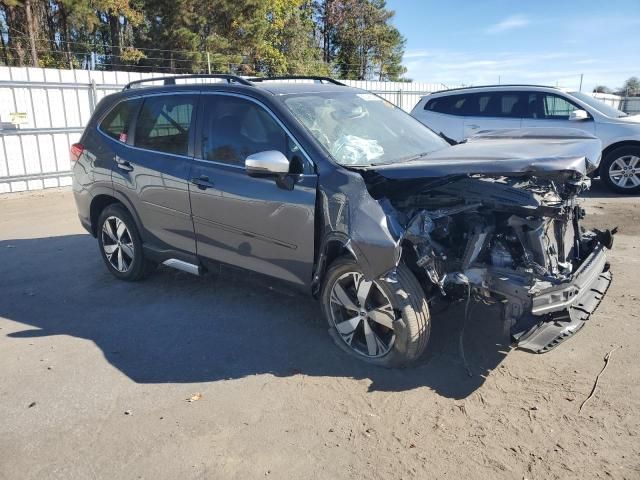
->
[608, 155, 640, 189]
[101, 216, 134, 273]
[328, 272, 396, 358]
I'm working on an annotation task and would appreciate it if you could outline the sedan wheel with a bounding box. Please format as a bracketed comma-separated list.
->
[101, 216, 135, 273]
[602, 146, 640, 194]
[328, 271, 396, 358]
[608, 155, 640, 190]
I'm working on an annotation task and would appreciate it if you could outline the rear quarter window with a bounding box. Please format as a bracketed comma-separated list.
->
[99, 100, 139, 142]
[425, 94, 468, 115]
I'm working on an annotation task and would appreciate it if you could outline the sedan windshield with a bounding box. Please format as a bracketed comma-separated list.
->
[283, 92, 448, 166]
[569, 91, 628, 118]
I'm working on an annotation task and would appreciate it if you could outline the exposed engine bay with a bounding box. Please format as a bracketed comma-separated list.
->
[330, 130, 616, 353]
[385, 173, 613, 352]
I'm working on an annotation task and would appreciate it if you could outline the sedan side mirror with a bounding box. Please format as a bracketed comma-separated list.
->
[569, 109, 590, 121]
[245, 150, 290, 176]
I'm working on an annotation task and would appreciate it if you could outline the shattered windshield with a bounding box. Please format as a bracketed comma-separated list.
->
[283, 92, 448, 166]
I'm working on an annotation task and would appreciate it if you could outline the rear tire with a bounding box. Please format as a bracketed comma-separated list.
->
[601, 146, 640, 194]
[320, 258, 430, 368]
[97, 204, 154, 281]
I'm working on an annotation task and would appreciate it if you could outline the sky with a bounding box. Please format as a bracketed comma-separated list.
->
[385, 0, 640, 92]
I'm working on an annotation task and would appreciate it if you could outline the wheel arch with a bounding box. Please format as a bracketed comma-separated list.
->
[89, 194, 121, 237]
[89, 192, 144, 239]
[602, 140, 640, 160]
[311, 233, 357, 297]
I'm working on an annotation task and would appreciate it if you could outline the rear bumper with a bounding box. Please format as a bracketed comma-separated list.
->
[516, 243, 612, 353]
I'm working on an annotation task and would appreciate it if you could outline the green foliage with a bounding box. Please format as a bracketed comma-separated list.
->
[0, 0, 408, 81]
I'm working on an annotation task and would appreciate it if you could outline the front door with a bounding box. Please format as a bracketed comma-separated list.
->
[189, 93, 317, 286]
[112, 93, 198, 254]
[521, 92, 595, 135]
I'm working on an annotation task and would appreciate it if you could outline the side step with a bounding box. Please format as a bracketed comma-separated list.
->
[162, 259, 203, 275]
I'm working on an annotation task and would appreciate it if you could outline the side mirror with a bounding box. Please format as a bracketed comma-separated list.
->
[569, 109, 590, 121]
[245, 150, 290, 176]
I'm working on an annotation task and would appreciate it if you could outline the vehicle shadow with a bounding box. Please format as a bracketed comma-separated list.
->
[0, 234, 511, 400]
[583, 178, 640, 198]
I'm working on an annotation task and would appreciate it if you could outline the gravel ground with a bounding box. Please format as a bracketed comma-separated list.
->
[0, 184, 639, 480]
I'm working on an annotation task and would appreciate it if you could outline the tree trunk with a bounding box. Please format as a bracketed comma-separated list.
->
[109, 14, 121, 70]
[0, 4, 8, 65]
[57, 2, 73, 68]
[0, 23, 8, 65]
[322, 1, 330, 63]
[5, 4, 25, 66]
[24, 0, 38, 67]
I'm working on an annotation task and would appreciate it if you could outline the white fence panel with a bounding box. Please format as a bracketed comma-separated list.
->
[16, 67, 640, 193]
[0, 66, 453, 193]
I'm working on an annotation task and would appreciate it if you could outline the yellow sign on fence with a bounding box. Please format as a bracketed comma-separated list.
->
[9, 112, 28, 125]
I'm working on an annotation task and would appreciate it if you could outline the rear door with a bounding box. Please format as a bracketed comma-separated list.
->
[462, 91, 524, 138]
[521, 92, 595, 134]
[189, 93, 317, 286]
[112, 93, 198, 253]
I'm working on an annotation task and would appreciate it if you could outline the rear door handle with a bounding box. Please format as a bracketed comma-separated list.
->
[467, 124, 480, 129]
[191, 175, 214, 190]
[115, 157, 133, 172]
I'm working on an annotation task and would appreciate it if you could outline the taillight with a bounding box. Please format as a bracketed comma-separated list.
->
[70, 143, 84, 163]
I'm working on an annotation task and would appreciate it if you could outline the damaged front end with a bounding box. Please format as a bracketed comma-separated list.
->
[342, 130, 615, 353]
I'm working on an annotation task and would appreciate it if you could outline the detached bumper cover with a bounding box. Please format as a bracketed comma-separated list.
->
[515, 243, 612, 353]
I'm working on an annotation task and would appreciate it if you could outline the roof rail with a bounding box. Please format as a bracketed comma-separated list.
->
[122, 74, 253, 90]
[431, 83, 560, 94]
[248, 75, 346, 86]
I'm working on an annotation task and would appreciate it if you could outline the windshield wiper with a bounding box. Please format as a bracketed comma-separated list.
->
[397, 152, 432, 164]
[347, 152, 433, 168]
[438, 131, 458, 145]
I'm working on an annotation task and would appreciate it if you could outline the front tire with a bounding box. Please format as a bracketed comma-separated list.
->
[320, 258, 431, 368]
[97, 204, 153, 281]
[601, 146, 640, 194]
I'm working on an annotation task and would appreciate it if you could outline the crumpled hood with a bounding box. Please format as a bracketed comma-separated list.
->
[361, 128, 602, 180]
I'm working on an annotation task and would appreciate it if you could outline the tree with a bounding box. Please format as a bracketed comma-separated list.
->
[593, 85, 610, 94]
[0, 0, 408, 81]
[621, 76, 640, 96]
[322, 0, 406, 80]
[95, 0, 144, 70]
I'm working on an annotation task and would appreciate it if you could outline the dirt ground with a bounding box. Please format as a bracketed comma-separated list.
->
[0, 183, 638, 480]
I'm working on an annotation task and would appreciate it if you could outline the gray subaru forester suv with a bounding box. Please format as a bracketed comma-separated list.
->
[72, 74, 615, 367]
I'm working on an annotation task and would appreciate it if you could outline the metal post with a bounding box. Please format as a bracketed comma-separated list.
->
[89, 80, 97, 114]
[207, 52, 211, 74]
[579, 73, 583, 92]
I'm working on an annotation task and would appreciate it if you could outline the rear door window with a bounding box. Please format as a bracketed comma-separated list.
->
[134, 95, 197, 156]
[450, 94, 474, 115]
[475, 92, 526, 117]
[100, 99, 139, 142]
[432, 91, 528, 118]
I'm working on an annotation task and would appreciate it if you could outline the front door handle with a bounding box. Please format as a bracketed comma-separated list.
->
[191, 175, 213, 190]
[115, 156, 133, 172]
[467, 124, 480, 129]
